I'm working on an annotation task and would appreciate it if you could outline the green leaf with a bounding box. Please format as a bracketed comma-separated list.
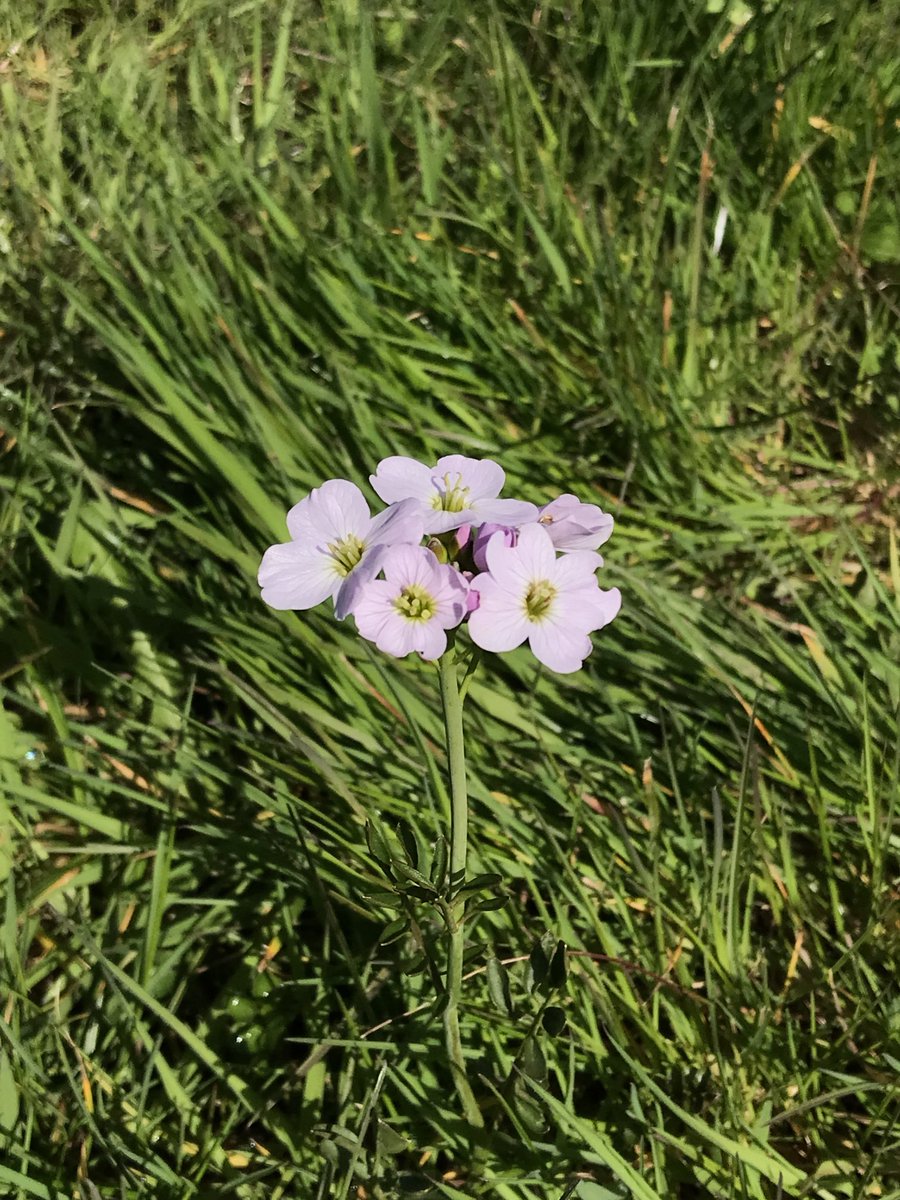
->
[486, 954, 514, 1016]
[376, 1119, 410, 1155]
[0, 1048, 18, 1130]
[542, 1005, 567, 1037]
[526, 939, 549, 994]
[519, 1035, 548, 1084]
[459, 872, 504, 895]
[548, 939, 568, 989]
[381, 918, 408, 945]
[365, 819, 393, 866]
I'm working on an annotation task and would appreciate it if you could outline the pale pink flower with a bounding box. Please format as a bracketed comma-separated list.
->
[370, 455, 537, 535]
[467, 524, 621, 674]
[259, 480, 423, 619]
[538, 493, 614, 552]
[353, 545, 469, 660]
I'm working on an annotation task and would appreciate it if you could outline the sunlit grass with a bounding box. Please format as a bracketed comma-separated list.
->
[1, 1, 899, 1196]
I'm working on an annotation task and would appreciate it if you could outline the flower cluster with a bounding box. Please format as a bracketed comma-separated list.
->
[259, 456, 621, 673]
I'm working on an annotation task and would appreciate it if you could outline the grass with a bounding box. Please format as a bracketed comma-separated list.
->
[1, 0, 899, 1195]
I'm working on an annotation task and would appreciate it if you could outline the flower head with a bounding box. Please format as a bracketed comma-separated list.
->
[370, 455, 537, 535]
[467, 523, 620, 674]
[353, 545, 469, 660]
[538, 493, 614, 552]
[258, 480, 424, 619]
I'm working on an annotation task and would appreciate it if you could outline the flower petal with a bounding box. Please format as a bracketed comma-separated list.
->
[430, 562, 469, 604]
[528, 619, 593, 674]
[432, 567, 470, 628]
[374, 617, 421, 658]
[594, 585, 622, 628]
[471, 498, 539, 528]
[540, 494, 614, 551]
[414, 622, 448, 660]
[380, 543, 434, 587]
[352, 579, 398, 640]
[286, 479, 370, 542]
[467, 575, 530, 652]
[510, 522, 557, 578]
[550, 549, 604, 589]
[554, 583, 622, 633]
[259, 542, 339, 610]
[434, 455, 505, 502]
[370, 456, 436, 504]
[422, 508, 476, 535]
[333, 545, 385, 620]
[484, 530, 531, 589]
[367, 498, 425, 547]
[472, 523, 515, 571]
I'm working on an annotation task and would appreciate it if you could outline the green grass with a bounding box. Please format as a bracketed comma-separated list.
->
[1, 0, 899, 1195]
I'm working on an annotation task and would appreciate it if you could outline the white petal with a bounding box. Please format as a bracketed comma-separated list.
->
[353, 580, 407, 649]
[381, 544, 433, 587]
[258, 542, 339, 610]
[528, 620, 593, 674]
[551, 550, 604, 590]
[352, 579, 396, 625]
[423, 509, 474, 535]
[484, 531, 531, 590]
[375, 617, 421, 658]
[370, 456, 436, 504]
[467, 575, 530, 652]
[287, 479, 370, 542]
[434, 455, 505, 502]
[550, 513, 614, 552]
[594, 586, 622, 628]
[334, 546, 384, 620]
[540, 495, 614, 551]
[555, 584, 622, 633]
[471, 498, 539, 528]
[431, 566, 469, 627]
[414, 622, 448, 660]
[512, 523, 557, 578]
[541, 493, 580, 512]
[367, 498, 425, 547]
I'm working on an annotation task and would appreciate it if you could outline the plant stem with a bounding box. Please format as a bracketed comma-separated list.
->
[438, 652, 483, 1127]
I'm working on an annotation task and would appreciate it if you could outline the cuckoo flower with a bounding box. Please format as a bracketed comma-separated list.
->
[468, 523, 621, 673]
[258, 480, 423, 619]
[353, 545, 469, 660]
[370, 455, 537, 535]
[538, 493, 614, 552]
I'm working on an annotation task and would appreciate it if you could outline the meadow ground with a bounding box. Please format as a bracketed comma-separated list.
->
[2, 2, 900, 1196]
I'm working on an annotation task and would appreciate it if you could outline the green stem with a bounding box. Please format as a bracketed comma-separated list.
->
[438, 652, 483, 1127]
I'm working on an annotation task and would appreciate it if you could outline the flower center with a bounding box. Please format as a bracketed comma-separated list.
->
[328, 534, 366, 577]
[523, 579, 557, 622]
[432, 472, 471, 513]
[394, 583, 436, 622]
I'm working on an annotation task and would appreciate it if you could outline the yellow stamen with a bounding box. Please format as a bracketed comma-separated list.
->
[394, 583, 436, 622]
[329, 534, 365, 576]
[524, 579, 556, 621]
